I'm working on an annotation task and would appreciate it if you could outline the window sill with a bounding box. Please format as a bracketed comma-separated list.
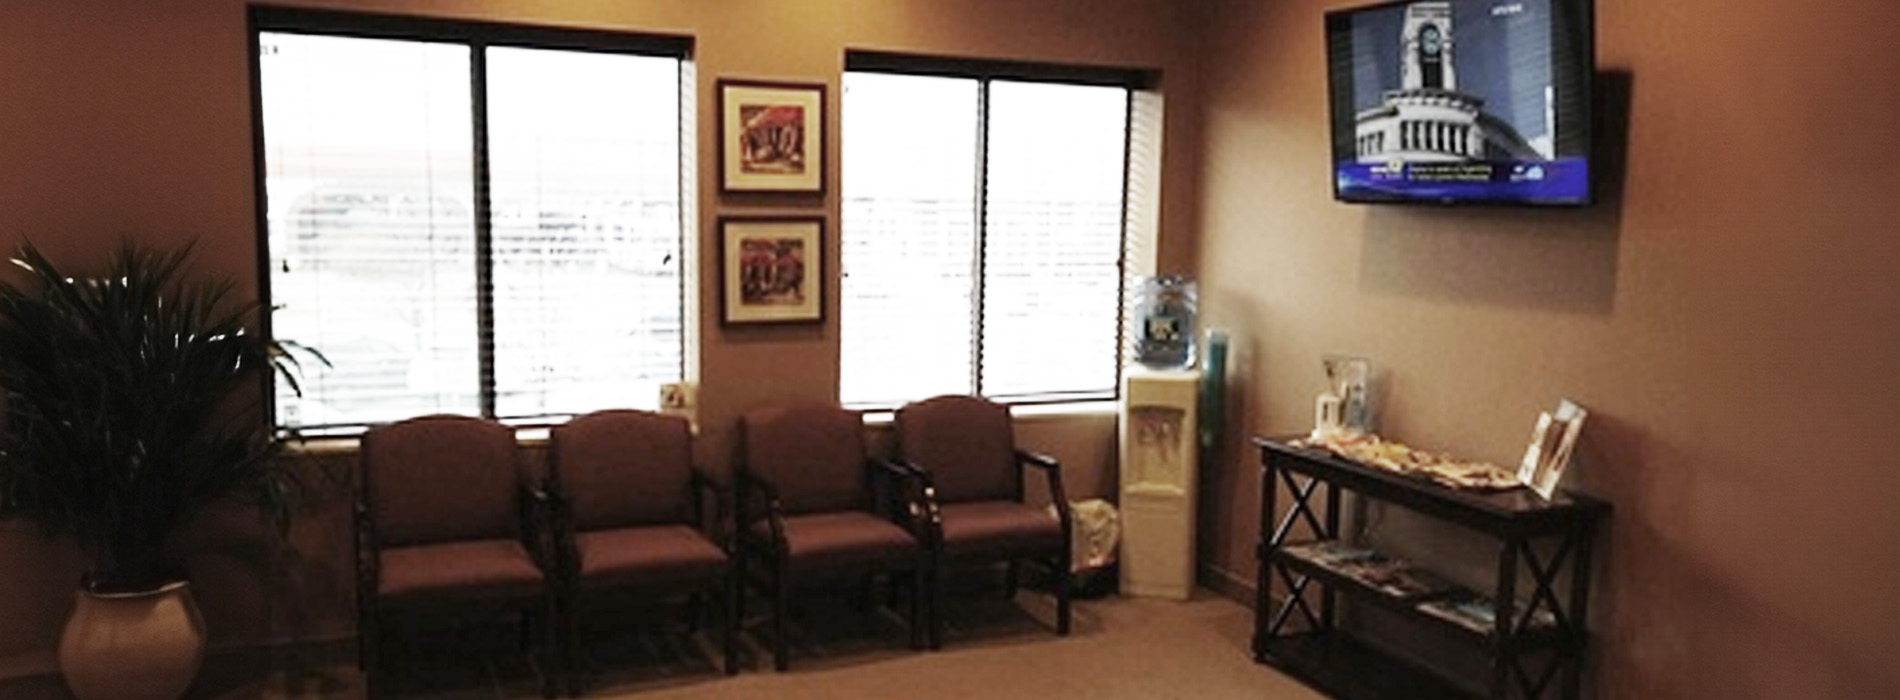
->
[284, 427, 555, 457]
[861, 399, 1119, 426]
[282, 402, 1117, 455]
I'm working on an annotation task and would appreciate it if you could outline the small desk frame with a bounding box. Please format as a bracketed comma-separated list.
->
[1251, 437, 1610, 700]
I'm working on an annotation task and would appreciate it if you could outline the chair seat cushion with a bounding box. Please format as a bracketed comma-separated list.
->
[752, 511, 920, 576]
[379, 538, 545, 603]
[574, 524, 729, 592]
[938, 500, 1064, 559]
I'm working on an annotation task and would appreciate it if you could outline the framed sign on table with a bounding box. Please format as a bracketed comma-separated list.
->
[717, 79, 825, 194]
[719, 217, 824, 325]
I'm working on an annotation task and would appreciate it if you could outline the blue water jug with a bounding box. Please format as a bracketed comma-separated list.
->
[1133, 275, 1197, 369]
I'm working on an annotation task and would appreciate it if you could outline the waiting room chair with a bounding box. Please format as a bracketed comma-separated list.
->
[546, 409, 735, 692]
[736, 402, 931, 671]
[894, 394, 1073, 648]
[355, 414, 557, 699]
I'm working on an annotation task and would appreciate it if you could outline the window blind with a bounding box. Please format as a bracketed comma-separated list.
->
[839, 73, 980, 407]
[257, 22, 685, 432]
[485, 47, 684, 421]
[840, 67, 1131, 409]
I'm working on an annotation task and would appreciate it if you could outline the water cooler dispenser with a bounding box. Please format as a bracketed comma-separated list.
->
[1118, 367, 1200, 600]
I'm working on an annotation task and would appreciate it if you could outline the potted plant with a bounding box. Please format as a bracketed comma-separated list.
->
[0, 241, 317, 700]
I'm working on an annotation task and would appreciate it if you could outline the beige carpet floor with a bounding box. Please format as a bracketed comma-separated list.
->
[3, 589, 1329, 700]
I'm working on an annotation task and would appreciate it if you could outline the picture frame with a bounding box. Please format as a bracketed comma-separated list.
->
[720, 217, 825, 325]
[1518, 398, 1587, 499]
[717, 79, 825, 193]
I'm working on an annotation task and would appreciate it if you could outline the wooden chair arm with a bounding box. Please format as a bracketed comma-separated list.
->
[353, 499, 379, 586]
[876, 458, 942, 544]
[1017, 449, 1060, 471]
[691, 469, 733, 551]
[517, 483, 561, 575]
[1017, 449, 1072, 527]
[736, 470, 786, 553]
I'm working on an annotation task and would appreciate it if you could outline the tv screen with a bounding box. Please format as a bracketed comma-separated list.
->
[1326, 0, 1594, 205]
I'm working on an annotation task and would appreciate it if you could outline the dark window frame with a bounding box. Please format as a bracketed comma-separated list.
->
[840, 50, 1158, 410]
[248, 6, 694, 432]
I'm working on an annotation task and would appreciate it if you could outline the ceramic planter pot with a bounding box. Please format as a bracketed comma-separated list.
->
[58, 580, 207, 700]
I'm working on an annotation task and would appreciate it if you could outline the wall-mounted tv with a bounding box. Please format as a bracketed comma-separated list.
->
[1326, 0, 1594, 206]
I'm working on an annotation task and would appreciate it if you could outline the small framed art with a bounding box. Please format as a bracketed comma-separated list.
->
[717, 79, 825, 193]
[720, 217, 824, 325]
[1518, 398, 1587, 499]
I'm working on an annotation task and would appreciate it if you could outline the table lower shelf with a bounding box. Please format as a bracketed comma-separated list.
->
[1254, 631, 1479, 700]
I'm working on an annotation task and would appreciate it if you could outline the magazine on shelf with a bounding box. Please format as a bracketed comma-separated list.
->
[1417, 595, 1558, 635]
[1350, 560, 1458, 600]
[1280, 542, 1458, 600]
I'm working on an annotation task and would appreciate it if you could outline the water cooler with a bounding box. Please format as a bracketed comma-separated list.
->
[1118, 367, 1200, 600]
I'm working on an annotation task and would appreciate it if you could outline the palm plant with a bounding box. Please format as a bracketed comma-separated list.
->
[0, 241, 316, 593]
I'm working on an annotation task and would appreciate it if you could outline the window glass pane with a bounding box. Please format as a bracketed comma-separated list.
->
[486, 47, 683, 419]
[980, 80, 1127, 399]
[840, 72, 980, 407]
[261, 32, 479, 428]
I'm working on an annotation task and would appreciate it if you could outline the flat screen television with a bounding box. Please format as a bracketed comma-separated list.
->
[1326, 0, 1594, 205]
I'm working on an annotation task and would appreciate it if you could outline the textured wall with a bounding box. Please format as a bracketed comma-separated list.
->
[0, 0, 1200, 671]
[1192, 0, 1900, 697]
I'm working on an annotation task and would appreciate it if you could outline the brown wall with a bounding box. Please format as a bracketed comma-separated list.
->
[1194, 0, 1900, 697]
[0, 0, 1198, 672]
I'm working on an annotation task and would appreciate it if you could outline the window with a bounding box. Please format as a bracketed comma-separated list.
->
[840, 53, 1148, 408]
[252, 9, 690, 432]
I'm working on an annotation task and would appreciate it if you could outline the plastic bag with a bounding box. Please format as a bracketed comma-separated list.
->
[1056, 498, 1120, 571]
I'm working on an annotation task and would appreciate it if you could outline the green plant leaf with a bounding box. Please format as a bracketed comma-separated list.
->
[0, 240, 322, 592]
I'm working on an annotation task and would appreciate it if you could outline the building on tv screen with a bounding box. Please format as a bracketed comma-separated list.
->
[1334, 0, 1587, 203]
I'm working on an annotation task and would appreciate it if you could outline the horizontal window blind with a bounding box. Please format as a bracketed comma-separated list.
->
[980, 80, 1127, 401]
[840, 73, 980, 407]
[261, 33, 482, 428]
[841, 65, 1131, 409]
[256, 19, 686, 432]
[486, 47, 684, 421]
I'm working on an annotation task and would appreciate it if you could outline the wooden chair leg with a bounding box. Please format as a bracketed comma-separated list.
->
[856, 573, 877, 612]
[723, 571, 740, 676]
[913, 565, 932, 651]
[358, 600, 380, 699]
[772, 559, 790, 672]
[357, 603, 374, 671]
[1055, 556, 1073, 636]
[733, 550, 748, 633]
[932, 562, 945, 650]
[562, 592, 582, 697]
[686, 592, 705, 633]
[536, 599, 559, 699]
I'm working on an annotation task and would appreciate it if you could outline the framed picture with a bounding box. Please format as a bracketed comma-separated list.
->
[1518, 399, 1587, 499]
[720, 217, 824, 325]
[718, 79, 825, 193]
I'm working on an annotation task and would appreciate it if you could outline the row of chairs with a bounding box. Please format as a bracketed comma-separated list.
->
[353, 395, 1072, 697]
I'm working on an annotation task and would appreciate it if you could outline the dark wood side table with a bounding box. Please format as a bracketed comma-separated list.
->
[1251, 436, 1610, 700]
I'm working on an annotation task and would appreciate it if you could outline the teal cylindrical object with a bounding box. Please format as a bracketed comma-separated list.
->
[1198, 329, 1229, 455]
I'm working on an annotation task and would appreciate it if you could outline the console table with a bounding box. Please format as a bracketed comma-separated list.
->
[1251, 436, 1609, 700]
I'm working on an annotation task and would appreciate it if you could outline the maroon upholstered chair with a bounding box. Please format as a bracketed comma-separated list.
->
[894, 394, 1073, 648]
[737, 403, 930, 671]
[547, 409, 735, 689]
[355, 414, 556, 699]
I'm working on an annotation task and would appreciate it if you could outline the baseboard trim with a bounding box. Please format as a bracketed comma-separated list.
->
[0, 651, 56, 681]
[1198, 563, 1256, 607]
[0, 634, 355, 683]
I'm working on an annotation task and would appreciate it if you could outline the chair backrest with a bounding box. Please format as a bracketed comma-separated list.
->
[741, 403, 869, 515]
[550, 409, 695, 531]
[895, 394, 1019, 504]
[361, 414, 522, 548]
